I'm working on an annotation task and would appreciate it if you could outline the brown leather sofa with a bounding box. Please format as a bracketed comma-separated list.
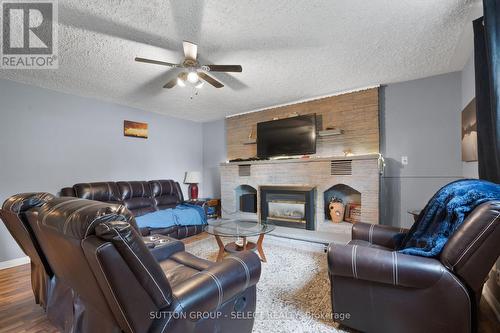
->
[328, 200, 500, 333]
[15, 195, 261, 333]
[61, 180, 205, 239]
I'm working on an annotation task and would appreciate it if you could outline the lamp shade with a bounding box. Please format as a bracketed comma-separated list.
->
[184, 171, 201, 184]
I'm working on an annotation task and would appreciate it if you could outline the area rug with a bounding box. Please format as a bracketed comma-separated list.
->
[185, 235, 347, 333]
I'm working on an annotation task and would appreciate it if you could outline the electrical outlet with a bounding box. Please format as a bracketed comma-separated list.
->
[401, 156, 408, 166]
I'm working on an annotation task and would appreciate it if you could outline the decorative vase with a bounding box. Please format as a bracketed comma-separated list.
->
[329, 201, 345, 223]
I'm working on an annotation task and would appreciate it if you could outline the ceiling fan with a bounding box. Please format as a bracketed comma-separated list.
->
[135, 41, 242, 89]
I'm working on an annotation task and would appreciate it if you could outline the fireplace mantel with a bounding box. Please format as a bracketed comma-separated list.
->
[220, 154, 380, 166]
[220, 154, 380, 236]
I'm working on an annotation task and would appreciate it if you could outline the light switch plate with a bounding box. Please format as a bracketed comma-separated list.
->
[401, 156, 408, 165]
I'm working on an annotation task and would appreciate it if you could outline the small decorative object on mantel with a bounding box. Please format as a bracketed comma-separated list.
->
[343, 149, 353, 157]
[328, 197, 345, 223]
[345, 203, 361, 223]
[124, 120, 148, 139]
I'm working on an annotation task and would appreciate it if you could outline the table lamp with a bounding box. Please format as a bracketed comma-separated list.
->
[184, 171, 201, 200]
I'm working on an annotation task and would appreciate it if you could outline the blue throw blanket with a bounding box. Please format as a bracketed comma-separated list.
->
[398, 179, 500, 257]
[135, 204, 207, 229]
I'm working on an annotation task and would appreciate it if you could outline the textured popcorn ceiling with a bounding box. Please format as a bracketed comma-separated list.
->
[0, 0, 478, 122]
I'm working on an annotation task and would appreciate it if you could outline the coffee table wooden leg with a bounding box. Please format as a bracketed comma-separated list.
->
[214, 235, 225, 262]
[256, 233, 267, 262]
[242, 237, 247, 250]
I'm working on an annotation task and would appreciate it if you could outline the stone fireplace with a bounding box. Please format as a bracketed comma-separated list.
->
[260, 185, 315, 230]
[220, 154, 380, 235]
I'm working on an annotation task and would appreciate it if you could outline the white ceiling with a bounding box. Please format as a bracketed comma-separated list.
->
[0, 0, 478, 122]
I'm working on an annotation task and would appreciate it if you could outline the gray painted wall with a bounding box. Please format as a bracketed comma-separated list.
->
[0, 79, 203, 263]
[380, 72, 463, 228]
[461, 53, 480, 178]
[201, 119, 227, 198]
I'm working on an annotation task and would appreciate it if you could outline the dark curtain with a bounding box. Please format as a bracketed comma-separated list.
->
[474, 0, 500, 183]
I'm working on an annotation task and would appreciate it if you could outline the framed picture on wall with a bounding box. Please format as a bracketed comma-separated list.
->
[461, 99, 478, 162]
[124, 120, 148, 139]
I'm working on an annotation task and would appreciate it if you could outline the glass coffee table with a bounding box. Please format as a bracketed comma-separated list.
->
[204, 220, 275, 262]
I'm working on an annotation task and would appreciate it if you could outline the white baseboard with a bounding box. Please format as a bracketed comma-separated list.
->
[483, 284, 500, 322]
[0, 256, 30, 270]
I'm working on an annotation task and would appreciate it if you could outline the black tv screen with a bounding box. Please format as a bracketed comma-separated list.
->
[257, 114, 317, 158]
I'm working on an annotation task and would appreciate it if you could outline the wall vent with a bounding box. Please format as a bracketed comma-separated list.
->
[331, 160, 352, 176]
[239, 165, 251, 177]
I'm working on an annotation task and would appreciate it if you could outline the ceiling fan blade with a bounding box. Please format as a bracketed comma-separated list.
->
[198, 72, 224, 88]
[183, 41, 198, 61]
[204, 65, 242, 72]
[163, 77, 178, 89]
[135, 57, 180, 68]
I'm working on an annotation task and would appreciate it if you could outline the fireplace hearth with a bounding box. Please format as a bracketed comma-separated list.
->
[260, 186, 315, 230]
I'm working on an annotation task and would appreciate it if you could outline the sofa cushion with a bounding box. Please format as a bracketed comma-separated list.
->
[154, 195, 178, 210]
[117, 181, 152, 200]
[73, 182, 122, 204]
[149, 180, 184, 210]
[117, 181, 156, 217]
[122, 197, 157, 217]
[159, 252, 213, 288]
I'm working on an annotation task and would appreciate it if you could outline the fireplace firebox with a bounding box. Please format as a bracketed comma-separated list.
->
[260, 186, 315, 230]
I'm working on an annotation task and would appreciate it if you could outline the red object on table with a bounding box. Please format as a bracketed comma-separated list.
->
[188, 183, 199, 200]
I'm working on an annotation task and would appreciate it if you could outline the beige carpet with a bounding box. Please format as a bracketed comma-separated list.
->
[185, 235, 347, 333]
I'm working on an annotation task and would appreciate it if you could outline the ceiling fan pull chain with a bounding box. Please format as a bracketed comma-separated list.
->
[190, 87, 199, 100]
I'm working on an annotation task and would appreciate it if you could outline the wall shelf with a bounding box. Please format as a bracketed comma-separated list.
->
[318, 129, 344, 137]
[243, 129, 343, 145]
[243, 139, 257, 145]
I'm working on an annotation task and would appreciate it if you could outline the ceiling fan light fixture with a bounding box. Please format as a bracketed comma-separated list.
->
[194, 80, 204, 89]
[187, 71, 199, 83]
[177, 77, 186, 87]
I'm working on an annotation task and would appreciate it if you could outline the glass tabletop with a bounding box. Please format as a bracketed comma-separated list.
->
[204, 220, 275, 237]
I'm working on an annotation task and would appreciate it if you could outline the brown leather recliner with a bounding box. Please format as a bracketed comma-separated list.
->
[0, 193, 55, 307]
[24, 196, 261, 333]
[0, 193, 76, 330]
[328, 200, 500, 333]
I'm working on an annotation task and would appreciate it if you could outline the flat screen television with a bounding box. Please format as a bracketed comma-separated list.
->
[257, 114, 317, 158]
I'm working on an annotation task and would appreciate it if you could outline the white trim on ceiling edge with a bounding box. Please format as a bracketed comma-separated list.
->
[483, 284, 500, 322]
[226, 84, 381, 119]
[0, 256, 30, 270]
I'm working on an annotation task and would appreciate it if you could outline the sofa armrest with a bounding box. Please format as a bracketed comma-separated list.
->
[183, 200, 209, 216]
[170, 251, 261, 314]
[352, 222, 409, 249]
[328, 243, 445, 288]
